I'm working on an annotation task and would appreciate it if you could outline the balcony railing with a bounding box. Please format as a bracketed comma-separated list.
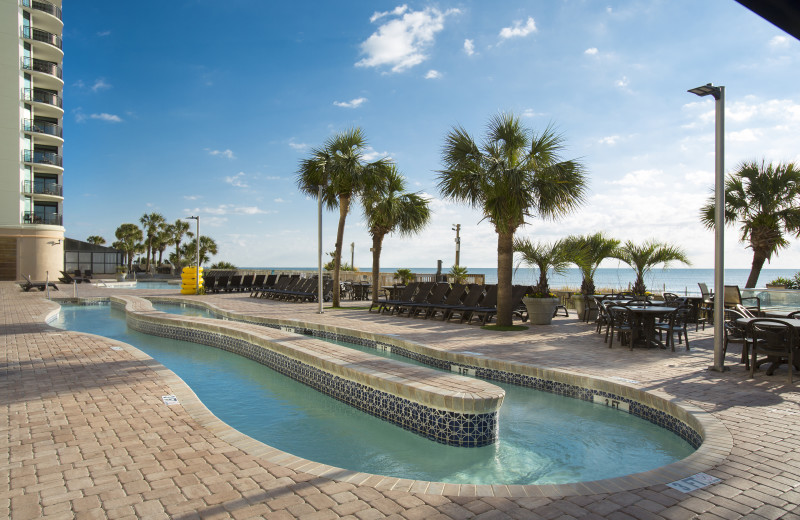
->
[23, 212, 62, 226]
[23, 88, 62, 108]
[21, 26, 62, 49]
[23, 180, 63, 196]
[23, 149, 62, 167]
[21, 0, 62, 21]
[21, 57, 62, 79]
[23, 119, 62, 138]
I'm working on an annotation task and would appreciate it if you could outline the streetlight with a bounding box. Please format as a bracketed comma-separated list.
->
[317, 185, 324, 314]
[688, 83, 726, 372]
[186, 216, 200, 294]
[452, 224, 461, 267]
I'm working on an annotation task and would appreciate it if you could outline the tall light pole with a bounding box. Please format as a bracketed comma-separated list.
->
[688, 83, 726, 372]
[452, 224, 461, 266]
[186, 216, 200, 294]
[350, 242, 354, 270]
[317, 185, 324, 314]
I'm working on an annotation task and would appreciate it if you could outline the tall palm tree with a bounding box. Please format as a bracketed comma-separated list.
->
[362, 165, 431, 303]
[181, 235, 218, 265]
[153, 225, 173, 267]
[513, 238, 572, 296]
[562, 232, 620, 295]
[296, 128, 386, 306]
[139, 212, 166, 272]
[700, 160, 800, 288]
[86, 235, 106, 245]
[169, 219, 192, 273]
[614, 239, 690, 295]
[113, 223, 143, 272]
[437, 113, 587, 326]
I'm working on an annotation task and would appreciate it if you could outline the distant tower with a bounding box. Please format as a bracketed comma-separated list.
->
[0, 0, 64, 280]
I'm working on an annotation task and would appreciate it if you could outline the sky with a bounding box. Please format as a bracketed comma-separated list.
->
[62, 1, 800, 271]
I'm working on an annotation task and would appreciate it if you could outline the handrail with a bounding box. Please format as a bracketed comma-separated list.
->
[23, 88, 62, 108]
[23, 180, 63, 196]
[23, 212, 62, 225]
[22, 149, 62, 167]
[21, 0, 62, 21]
[21, 26, 62, 49]
[21, 57, 62, 79]
[23, 119, 62, 138]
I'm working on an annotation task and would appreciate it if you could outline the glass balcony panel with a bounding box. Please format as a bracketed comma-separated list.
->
[23, 180, 63, 196]
[23, 88, 62, 108]
[23, 119, 63, 138]
[21, 57, 62, 79]
[21, 26, 62, 49]
[22, 149, 62, 167]
[23, 211, 62, 226]
[21, 0, 63, 20]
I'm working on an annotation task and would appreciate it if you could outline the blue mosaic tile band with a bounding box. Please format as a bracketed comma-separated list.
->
[140, 300, 703, 449]
[124, 311, 497, 447]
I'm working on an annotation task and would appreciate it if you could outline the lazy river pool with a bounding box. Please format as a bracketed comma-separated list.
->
[52, 302, 695, 485]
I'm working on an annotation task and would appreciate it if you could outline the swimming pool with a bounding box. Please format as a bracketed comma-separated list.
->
[53, 302, 695, 485]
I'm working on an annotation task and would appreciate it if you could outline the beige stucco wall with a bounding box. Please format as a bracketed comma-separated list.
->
[0, 227, 64, 281]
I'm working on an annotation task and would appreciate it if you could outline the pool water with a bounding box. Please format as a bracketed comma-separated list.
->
[52, 303, 695, 485]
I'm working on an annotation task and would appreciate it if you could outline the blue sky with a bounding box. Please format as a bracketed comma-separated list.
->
[63, 1, 800, 269]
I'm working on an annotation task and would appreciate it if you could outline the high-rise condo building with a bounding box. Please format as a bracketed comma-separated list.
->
[0, 0, 64, 281]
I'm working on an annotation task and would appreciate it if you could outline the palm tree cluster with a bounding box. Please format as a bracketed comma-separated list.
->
[296, 128, 431, 306]
[110, 214, 219, 273]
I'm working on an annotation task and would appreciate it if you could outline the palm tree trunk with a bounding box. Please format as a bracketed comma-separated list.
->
[332, 194, 351, 307]
[371, 234, 383, 304]
[174, 241, 181, 274]
[496, 230, 514, 327]
[746, 249, 768, 288]
[145, 240, 152, 272]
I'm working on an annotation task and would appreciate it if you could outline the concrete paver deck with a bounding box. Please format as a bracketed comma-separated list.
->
[3, 282, 800, 519]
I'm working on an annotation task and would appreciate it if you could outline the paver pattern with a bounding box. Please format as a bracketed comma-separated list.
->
[2, 282, 800, 519]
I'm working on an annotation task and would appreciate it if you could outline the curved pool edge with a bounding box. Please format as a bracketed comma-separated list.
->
[52, 295, 734, 498]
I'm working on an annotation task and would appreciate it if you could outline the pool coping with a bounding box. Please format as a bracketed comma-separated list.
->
[51, 295, 734, 498]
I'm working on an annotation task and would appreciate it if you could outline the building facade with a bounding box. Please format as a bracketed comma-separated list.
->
[0, 0, 64, 281]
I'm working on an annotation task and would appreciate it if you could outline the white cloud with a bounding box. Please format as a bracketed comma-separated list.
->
[288, 140, 308, 150]
[225, 172, 248, 188]
[615, 76, 629, 88]
[91, 79, 111, 92]
[208, 149, 236, 159]
[521, 108, 542, 118]
[333, 97, 367, 108]
[189, 204, 273, 216]
[370, 5, 408, 23]
[183, 195, 201, 201]
[362, 146, 391, 162]
[499, 17, 537, 40]
[769, 35, 789, 48]
[274, 198, 285, 203]
[425, 69, 441, 79]
[97, 30, 111, 37]
[598, 135, 619, 145]
[463, 39, 475, 56]
[611, 169, 665, 188]
[728, 128, 761, 142]
[89, 113, 122, 123]
[584, 47, 599, 55]
[356, 6, 458, 73]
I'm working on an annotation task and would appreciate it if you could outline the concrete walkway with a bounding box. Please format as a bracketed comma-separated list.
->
[2, 282, 799, 519]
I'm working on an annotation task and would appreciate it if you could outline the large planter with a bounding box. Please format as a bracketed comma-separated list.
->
[571, 294, 585, 318]
[523, 297, 559, 325]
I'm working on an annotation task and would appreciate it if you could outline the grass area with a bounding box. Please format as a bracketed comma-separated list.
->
[481, 324, 529, 331]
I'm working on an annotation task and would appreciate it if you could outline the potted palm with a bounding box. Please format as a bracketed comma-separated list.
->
[115, 265, 127, 282]
[515, 238, 570, 325]
[449, 265, 469, 284]
[563, 233, 620, 319]
[394, 268, 415, 285]
[614, 239, 690, 296]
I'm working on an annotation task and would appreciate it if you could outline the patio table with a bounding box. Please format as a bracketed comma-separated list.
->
[613, 305, 677, 348]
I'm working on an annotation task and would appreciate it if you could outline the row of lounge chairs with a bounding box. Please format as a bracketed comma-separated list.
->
[369, 282, 532, 325]
[202, 273, 333, 302]
[58, 270, 92, 284]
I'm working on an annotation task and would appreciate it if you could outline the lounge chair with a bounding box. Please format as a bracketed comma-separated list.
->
[19, 274, 58, 292]
[425, 284, 468, 320]
[459, 285, 499, 324]
[372, 282, 419, 313]
[247, 274, 265, 293]
[215, 275, 229, 293]
[239, 274, 255, 292]
[259, 275, 291, 298]
[227, 275, 243, 292]
[404, 283, 460, 319]
[390, 282, 434, 315]
[59, 270, 81, 284]
[204, 276, 216, 293]
[250, 274, 276, 297]
[438, 284, 485, 322]
[396, 282, 445, 317]
[468, 285, 531, 325]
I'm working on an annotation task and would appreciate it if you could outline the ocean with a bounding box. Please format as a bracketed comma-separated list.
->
[248, 267, 798, 295]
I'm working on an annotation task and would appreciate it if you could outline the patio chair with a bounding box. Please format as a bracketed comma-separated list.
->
[393, 282, 434, 316]
[724, 285, 761, 315]
[607, 306, 638, 349]
[470, 285, 529, 325]
[457, 285, 499, 324]
[19, 274, 58, 292]
[746, 318, 798, 383]
[723, 306, 755, 368]
[442, 285, 486, 322]
[655, 306, 691, 351]
[371, 282, 419, 313]
[396, 282, 450, 318]
[595, 298, 613, 338]
[582, 294, 599, 322]
[424, 283, 467, 319]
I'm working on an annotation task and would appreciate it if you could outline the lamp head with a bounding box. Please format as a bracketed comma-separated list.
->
[688, 83, 722, 100]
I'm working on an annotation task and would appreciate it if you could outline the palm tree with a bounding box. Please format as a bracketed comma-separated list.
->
[153, 225, 173, 267]
[296, 128, 386, 306]
[86, 235, 106, 245]
[437, 113, 587, 325]
[169, 219, 192, 273]
[700, 160, 800, 288]
[181, 235, 218, 265]
[362, 164, 431, 303]
[113, 223, 143, 272]
[513, 238, 572, 296]
[449, 265, 469, 284]
[562, 232, 620, 295]
[139, 212, 166, 272]
[614, 240, 690, 295]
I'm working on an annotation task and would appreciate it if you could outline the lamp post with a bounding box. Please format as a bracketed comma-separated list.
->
[186, 216, 200, 294]
[688, 83, 726, 372]
[317, 185, 324, 314]
[452, 224, 461, 267]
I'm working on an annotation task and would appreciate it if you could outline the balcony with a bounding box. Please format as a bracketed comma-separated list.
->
[23, 88, 62, 109]
[21, 57, 62, 79]
[23, 180, 63, 196]
[23, 149, 62, 168]
[22, 0, 62, 20]
[21, 26, 62, 50]
[23, 119, 62, 139]
[23, 212, 62, 226]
